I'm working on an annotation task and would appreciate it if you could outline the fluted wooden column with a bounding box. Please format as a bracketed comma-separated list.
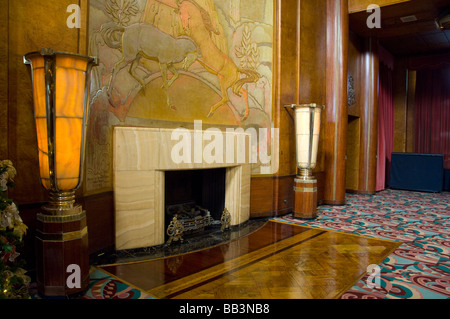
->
[324, 0, 348, 205]
[358, 37, 379, 194]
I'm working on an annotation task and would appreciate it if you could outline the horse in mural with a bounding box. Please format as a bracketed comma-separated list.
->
[100, 22, 199, 109]
[176, 0, 261, 120]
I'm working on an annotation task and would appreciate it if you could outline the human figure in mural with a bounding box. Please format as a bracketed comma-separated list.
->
[141, 0, 261, 120]
[97, 0, 265, 123]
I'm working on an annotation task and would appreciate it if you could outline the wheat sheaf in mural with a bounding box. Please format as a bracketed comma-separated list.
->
[86, 0, 274, 192]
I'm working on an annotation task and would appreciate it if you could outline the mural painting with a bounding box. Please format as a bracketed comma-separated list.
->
[86, 0, 274, 193]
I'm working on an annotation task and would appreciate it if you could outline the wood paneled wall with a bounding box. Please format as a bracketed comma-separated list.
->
[1, 0, 88, 205]
[251, 0, 330, 217]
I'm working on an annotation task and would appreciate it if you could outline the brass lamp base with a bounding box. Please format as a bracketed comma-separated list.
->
[293, 174, 318, 219]
[36, 192, 89, 297]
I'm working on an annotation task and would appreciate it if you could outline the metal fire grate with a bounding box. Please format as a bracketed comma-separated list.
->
[165, 202, 229, 245]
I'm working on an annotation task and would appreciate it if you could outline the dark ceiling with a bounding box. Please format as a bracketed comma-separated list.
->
[349, 0, 450, 57]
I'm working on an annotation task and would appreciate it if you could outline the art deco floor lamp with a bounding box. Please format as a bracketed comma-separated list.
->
[24, 48, 97, 296]
[286, 104, 324, 219]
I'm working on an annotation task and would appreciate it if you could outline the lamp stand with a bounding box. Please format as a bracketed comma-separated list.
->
[23, 48, 97, 297]
[36, 191, 89, 297]
[293, 171, 318, 219]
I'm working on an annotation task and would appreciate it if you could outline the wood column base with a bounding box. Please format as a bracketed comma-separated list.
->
[293, 176, 318, 219]
[35, 206, 89, 296]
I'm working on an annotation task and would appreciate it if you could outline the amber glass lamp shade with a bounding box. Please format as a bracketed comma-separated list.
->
[24, 49, 97, 212]
[287, 104, 324, 178]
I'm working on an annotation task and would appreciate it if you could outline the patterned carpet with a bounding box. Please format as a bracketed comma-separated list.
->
[82, 189, 450, 299]
[274, 189, 450, 299]
[82, 268, 154, 299]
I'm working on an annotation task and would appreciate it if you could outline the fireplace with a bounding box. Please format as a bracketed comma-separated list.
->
[164, 168, 226, 242]
[113, 127, 251, 250]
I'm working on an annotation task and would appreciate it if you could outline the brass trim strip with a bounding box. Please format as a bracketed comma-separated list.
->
[36, 115, 84, 119]
[36, 226, 88, 242]
[40, 176, 82, 180]
[37, 210, 86, 223]
[294, 178, 317, 183]
[293, 186, 317, 192]
[27, 65, 93, 73]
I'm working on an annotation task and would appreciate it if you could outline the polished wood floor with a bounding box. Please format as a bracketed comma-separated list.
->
[99, 220, 400, 299]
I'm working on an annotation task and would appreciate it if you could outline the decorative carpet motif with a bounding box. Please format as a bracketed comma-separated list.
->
[82, 268, 154, 299]
[273, 189, 450, 299]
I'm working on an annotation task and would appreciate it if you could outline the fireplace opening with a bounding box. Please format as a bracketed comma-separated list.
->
[164, 168, 226, 242]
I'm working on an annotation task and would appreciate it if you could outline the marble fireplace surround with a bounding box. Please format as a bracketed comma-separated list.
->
[113, 126, 252, 250]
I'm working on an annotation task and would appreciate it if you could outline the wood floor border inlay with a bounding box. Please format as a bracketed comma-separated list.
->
[99, 221, 400, 299]
[162, 229, 327, 299]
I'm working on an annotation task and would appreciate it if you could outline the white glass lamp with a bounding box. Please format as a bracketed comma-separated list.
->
[286, 103, 324, 219]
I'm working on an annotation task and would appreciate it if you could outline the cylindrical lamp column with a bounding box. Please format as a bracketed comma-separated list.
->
[287, 103, 324, 219]
[24, 48, 97, 296]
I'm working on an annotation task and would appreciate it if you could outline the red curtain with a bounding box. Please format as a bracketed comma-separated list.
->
[376, 62, 394, 191]
[414, 67, 450, 169]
